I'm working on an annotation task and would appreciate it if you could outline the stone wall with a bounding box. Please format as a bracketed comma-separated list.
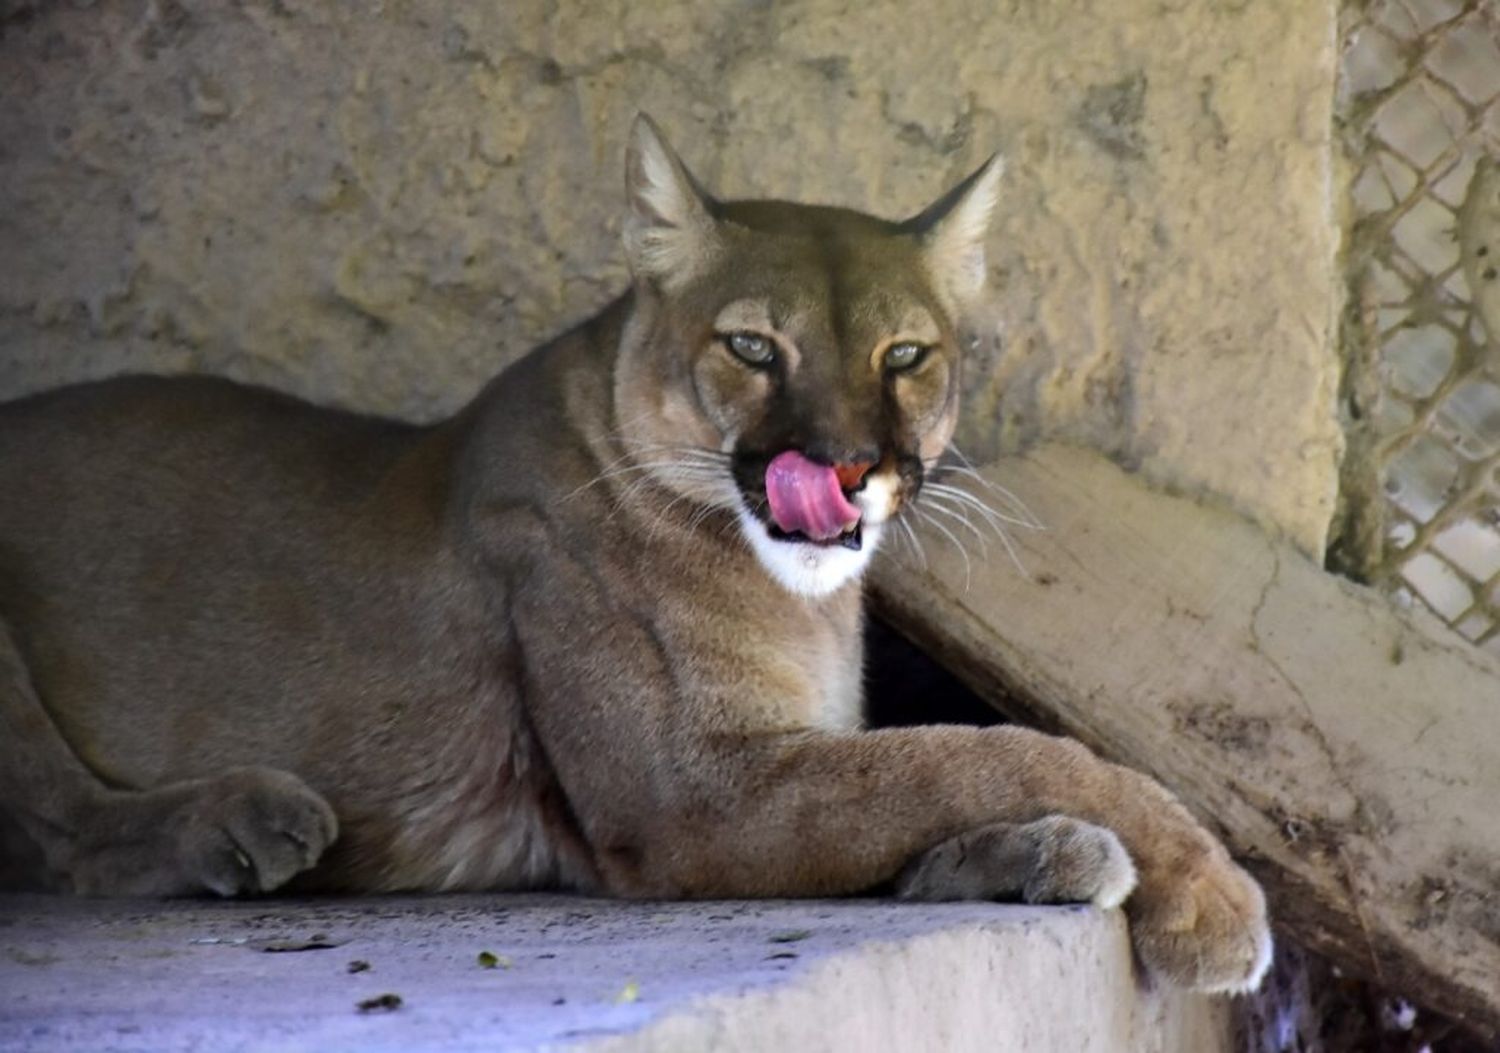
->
[0, 0, 1342, 553]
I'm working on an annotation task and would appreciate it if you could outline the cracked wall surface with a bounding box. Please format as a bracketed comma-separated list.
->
[0, 0, 1343, 553]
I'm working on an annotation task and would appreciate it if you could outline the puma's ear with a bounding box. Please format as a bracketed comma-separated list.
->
[623, 114, 719, 289]
[905, 154, 1005, 307]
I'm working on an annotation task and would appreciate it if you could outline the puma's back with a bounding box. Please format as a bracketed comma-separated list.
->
[0, 378, 499, 868]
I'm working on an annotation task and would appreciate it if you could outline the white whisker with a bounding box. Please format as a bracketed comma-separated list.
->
[988, 516, 1029, 579]
[923, 482, 1039, 533]
[914, 475, 1032, 580]
[921, 497, 990, 556]
[561, 446, 731, 504]
[941, 445, 1045, 530]
[897, 516, 929, 569]
[911, 505, 972, 590]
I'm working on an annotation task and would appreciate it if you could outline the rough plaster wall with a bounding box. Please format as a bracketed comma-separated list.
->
[0, 0, 1342, 552]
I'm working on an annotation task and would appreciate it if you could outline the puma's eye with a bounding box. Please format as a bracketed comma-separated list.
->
[884, 342, 928, 372]
[725, 331, 775, 367]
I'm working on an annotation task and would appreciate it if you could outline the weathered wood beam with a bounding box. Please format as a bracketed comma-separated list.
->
[870, 444, 1500, 1036]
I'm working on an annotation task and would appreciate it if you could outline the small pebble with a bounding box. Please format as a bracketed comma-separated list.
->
[357, 993, 402, 1013]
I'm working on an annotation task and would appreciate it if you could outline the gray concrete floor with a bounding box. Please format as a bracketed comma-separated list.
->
[0, 893, 1231, 1052]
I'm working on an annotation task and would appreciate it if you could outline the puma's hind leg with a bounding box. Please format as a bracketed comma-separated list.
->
[895, 815, 1139, 910]
[0, 616, 337, 896]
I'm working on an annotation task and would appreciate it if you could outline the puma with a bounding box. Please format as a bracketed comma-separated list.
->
[0, 116, 1270, 993]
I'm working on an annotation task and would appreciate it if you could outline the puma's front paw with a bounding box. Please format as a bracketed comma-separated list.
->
[173, 767, 339, 896]
[1127, 851, 1273, 994]
[896, 815, 1138, 909]
[72, 766, 338, 897]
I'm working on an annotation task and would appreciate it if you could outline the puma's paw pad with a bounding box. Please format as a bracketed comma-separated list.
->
[178, 767, 339, 896]
[1019, 816, 1137, 910]
[1129, 856, 1273, 994]
[895, 815, 1136, 910]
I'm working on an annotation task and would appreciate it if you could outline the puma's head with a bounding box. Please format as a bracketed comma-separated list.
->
[613, 114, 1002, 597]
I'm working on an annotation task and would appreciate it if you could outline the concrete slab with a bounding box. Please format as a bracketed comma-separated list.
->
[0, 894, 1232, 1052]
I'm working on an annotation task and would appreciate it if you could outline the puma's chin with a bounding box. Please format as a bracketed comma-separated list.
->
[736, 507, 881, 597]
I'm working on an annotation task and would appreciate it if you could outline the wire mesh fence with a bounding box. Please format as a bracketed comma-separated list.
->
[1339, 0, 1500, 655]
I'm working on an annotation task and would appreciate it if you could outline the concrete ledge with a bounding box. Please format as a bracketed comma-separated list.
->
[0, 895, 1231, 1052]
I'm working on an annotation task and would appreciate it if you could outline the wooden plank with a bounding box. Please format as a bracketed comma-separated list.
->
[870, 444, 1500, 1036]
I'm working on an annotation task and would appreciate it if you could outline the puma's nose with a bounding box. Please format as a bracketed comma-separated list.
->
[834, 461, 875, 492]
[801, 438, 878, 490]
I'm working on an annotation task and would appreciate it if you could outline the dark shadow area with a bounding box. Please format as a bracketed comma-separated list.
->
[1238, 940, 1497, 1053]
[863, 616, 1001, 728]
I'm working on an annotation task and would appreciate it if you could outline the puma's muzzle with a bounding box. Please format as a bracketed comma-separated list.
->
[764, 450, 862, 543]
[733, 446, 924, 553]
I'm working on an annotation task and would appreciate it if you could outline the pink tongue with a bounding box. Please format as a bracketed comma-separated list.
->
[765, 450, 862, 541]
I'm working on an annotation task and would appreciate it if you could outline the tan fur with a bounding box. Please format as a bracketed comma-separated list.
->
[0, 116, 1269, 992]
